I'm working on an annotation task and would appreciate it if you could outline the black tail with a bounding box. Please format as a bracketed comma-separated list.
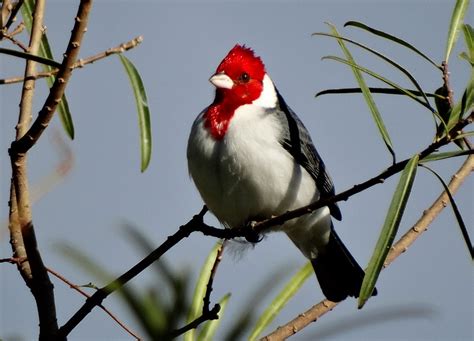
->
[312, 229, 378, 302]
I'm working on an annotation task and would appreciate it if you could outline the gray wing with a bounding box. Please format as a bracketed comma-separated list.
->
[274, 90, 342, 220]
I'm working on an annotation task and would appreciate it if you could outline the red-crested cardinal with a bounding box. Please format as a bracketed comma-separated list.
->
[187, 44, 377, 302]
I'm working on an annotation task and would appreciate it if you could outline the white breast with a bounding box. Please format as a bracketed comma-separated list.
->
[187, 102, 320, 230]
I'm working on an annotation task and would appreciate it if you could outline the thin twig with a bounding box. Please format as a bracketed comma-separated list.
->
[261, 154, 473, 340]
[4, 0, 24, 31]
[169, 305, 221, 339]
[441, 61, 454, 107]
[0, 35, 143, 85]
[2, 31, 28, 51]
[9, 21, 25, 36]
[168, 241, 227, 338]
[46, 267, 142, 340]
[204, 242, 226, 313]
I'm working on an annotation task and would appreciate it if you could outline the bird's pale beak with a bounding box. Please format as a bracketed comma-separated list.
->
[209, 73, 234, 89]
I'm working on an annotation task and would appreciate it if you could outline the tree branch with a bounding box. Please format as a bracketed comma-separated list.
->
[7, 0, 61, 339]
[261, 154, 473, 340]
[9, 0, 94, 155]
[7, 0, 94, 339]
[0, 35, 143, 85]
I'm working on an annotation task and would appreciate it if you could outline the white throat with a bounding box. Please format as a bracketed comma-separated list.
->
[252, 74, 278, 108]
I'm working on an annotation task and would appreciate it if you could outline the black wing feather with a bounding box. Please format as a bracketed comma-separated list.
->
[274, 89, 342, 220]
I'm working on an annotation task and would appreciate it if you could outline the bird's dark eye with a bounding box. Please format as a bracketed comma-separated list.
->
[239, 72, 250, 83]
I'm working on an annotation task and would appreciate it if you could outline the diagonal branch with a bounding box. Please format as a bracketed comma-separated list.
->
[252, 112, 473, 235]
[0, 35, 143, 85]
[261, 154, 473, 340]
[46, 267, 142, 340]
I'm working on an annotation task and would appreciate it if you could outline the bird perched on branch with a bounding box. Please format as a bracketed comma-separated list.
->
[187, 44, 377, 302]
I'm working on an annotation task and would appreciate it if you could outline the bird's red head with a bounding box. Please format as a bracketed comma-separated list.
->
[205, 44, 267, 139]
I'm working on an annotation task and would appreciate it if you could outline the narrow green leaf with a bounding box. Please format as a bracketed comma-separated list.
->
[316, 87, 443, 99]
[184, 243, 222, 341]
[313, 32, 432, 109]
[21, 0, 75, 139]
[421, 165, 474, 260]
[197, 293, 231, 341]
[462, 24, 474, 55]
[420, 150, 474, 163]
[460, 24, 474, 65]
[344, 21, 440, 69]
[327, 24, 396, 163]
[359, 155, 419, 308]
[0, 47, 61, 67]
[460, 52, 474, 66]
[119, 55, 152, 172]
[445, 0, 471, 62]
[248, 262, 312, 340]
[454, 131, 474, 139]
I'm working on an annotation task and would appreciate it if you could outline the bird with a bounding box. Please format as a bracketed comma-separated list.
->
[187, 44, 377, 302]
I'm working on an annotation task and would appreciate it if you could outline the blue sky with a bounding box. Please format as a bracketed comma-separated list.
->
[1, 1, 472, 340]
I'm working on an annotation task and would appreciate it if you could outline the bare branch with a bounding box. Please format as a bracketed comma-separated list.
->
[261, 154, 473, 340]
[1, 30, 28, 51]
[0, 35, 143, 85]
[169, 304, 221, 339]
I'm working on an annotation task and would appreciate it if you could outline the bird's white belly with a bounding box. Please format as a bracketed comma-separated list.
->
[188, 105, 322, 231]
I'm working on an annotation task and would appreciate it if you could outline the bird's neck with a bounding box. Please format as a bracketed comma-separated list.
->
[204, 90, 247, 140]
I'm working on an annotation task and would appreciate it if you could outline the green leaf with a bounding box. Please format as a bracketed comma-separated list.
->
[327, 23, 396, 163]
[344, 21, 440, 69]
[313, 32, 432, 109]
[197, 293, 231, 341]
[460, 24, 474, 65]
[184, 243, 222, 341]
[459, 51, 473, 65]
[316, 87, 442, 99]
[119, 55, 152, 172]
[463, 24, 474, 55]
[420, 150, 474, 163]
[445, 0, 471, 62]
[21, 0, 75, 139]
[248, 262, 312, 340]
[358, 155, 419, 309]
[454, 131, 474, 139]
[421, 165, 474, 260]
[0, 47, 61, 67]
